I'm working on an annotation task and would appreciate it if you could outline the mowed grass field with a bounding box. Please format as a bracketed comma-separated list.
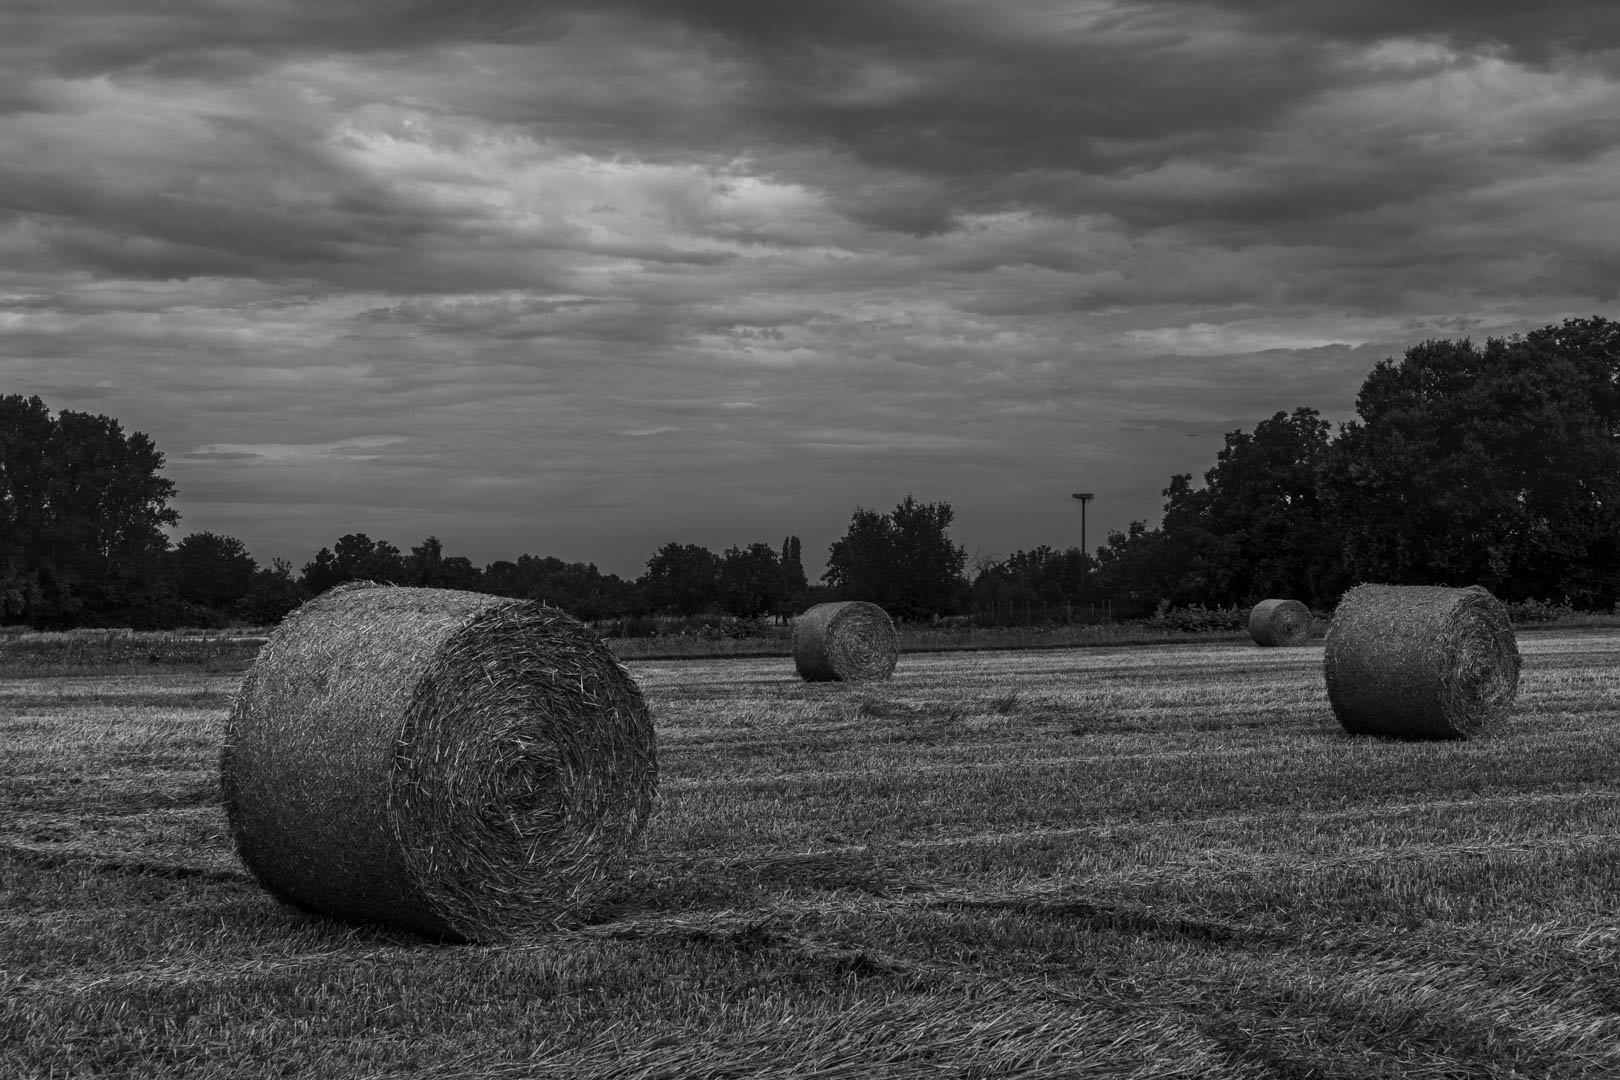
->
[2, 631, 1619, 1078]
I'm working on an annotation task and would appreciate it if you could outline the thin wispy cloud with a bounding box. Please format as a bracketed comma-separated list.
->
[178, 435, 411, 467]
[4, 1, 1616, 574]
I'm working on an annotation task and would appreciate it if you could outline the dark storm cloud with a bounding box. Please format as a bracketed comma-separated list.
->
[0, 0, 1344, 208]
[1183, 0, 1620, 62]
[624, 0, 1620, 67]
[585, 0, 1325, 186]
[2, 0, 566, 82]
[10, 0, 1614, 283]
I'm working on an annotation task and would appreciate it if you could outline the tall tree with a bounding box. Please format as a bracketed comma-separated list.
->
[824, 495, 967, 619]
[780, 535, 807, 594]
[0, 395, 179, 625]
[299, 547, 342, 596]
[1194, 407, 1341, 605]
[407, 535, 483, 591]
[823, 506, 892, 603]
[483, 554, 631, 620]
[639, 542, 722, 617]
[1148, 473, 1240, 608]
[408, 535, 445, 585]
[721, 542, 789, 619]
[1090, 520, 1161, 617]
[242, 558, 305, 625]
[1328, 319, 1620, 605]
[1092, 409, 1341, 610]
[1076, 317, 1620, 613]
[170, 531, 257, 611]
[299, 533, 406, 594]
[776, 534, 810, 619]
[972, 545, 1092, 621]
[0, 396, 53, 621]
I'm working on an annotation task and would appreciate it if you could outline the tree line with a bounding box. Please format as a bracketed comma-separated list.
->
[4, 316, 1617, 629]
[0, 400, 964, 628]
[982, 315, 1620, 618]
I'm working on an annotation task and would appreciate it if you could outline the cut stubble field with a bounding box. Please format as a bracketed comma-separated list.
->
[2, 631, 1619, 1078]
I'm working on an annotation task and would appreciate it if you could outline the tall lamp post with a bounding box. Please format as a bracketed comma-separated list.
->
[1072, 492, 1094, 615]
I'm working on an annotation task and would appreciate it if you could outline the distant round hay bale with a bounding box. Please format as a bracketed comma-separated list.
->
[1323, 584, 1520, 739]
[793, 601, 899, 682]
[220, 583, 657, 942]
[1248, 598, 1312, 647]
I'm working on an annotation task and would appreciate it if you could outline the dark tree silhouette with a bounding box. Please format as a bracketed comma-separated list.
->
[1, 395, 179, 625]
[243, 558, 305, 625]
[639, 542, 722, 617]
[971, 545, 1091, 621]
[1098, 317, 1620, 612]
[407, 536, 483, 591]
[720, 542, 789, 618]
[170, 531, 258, 610]
[300, 533, 407, 594]
[824, 495, 967, 619]
[482, 554, 631, 621]
[780, 535, 807, 594]
[1328, 318, 1620, 606]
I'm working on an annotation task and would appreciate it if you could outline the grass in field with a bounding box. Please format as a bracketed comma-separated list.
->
[4, 613, 1611, 672]
[0, 623, 1223, 672]
[2, 632, 1620, 1076]
[0, 631, 265, 677]
[603, 620, 1265, 661]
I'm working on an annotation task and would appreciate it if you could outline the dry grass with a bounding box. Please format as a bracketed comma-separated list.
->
[4, 630, 1620, 1077]
[0, 630, 264, 675]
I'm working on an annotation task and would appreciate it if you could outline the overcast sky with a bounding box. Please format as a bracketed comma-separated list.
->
[5, 1, 1619, 579]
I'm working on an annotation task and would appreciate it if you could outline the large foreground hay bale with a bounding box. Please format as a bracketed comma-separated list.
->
[793, 601, 899, 682]
[1323, 584, 1519, 739]
[1248, 598, 1312, 647]
[221, 583, 656, 942]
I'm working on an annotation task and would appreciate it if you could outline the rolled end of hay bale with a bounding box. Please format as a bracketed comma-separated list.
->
[792, 601, 899, 682]
[1323, 584, 1519, 739]
[220, 583, 657, 942]
[1248, 598, 1312, 647]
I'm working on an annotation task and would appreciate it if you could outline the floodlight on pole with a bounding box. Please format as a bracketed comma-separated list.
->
[1072, 493, 1094, 605]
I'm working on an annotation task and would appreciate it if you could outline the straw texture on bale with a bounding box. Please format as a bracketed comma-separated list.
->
[1248, 598, 1312, 647]
[1323, 584, 1519, 739]
[221, 583, 656, 942]
[793, 601, 899, 682]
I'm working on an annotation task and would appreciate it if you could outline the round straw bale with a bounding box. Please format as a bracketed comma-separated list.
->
[1323, 583, 1519, 739]
[793, 601, 899, 681]
[220, 583, 656, 942]
[1248, 598, 1312, 647]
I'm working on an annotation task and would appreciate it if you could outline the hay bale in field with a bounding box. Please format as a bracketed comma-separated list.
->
[1248, 598, 1312, 647]
[792, 601, 899, 682]
[1323, 583, 1519, 739]
[220, 583, 656, 942]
